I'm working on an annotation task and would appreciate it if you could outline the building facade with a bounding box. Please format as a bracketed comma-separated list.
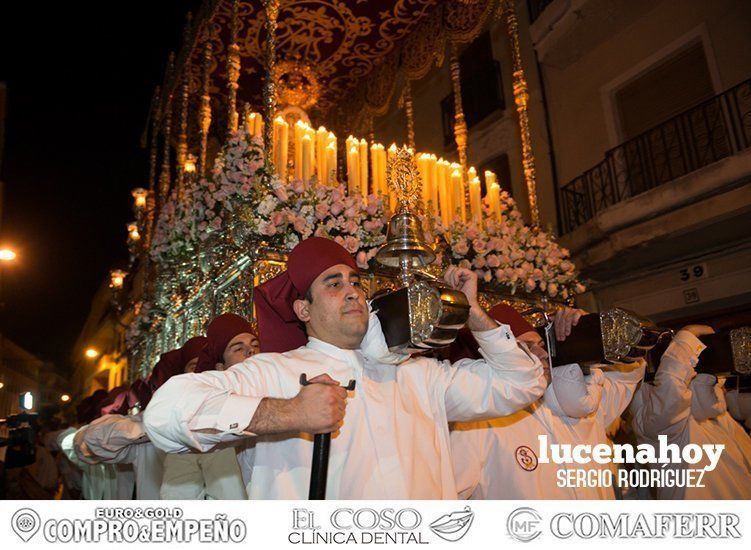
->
[375, 0, 751, 328]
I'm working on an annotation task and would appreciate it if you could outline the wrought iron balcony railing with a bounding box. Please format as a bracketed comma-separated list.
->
[559, 78, 751, 234]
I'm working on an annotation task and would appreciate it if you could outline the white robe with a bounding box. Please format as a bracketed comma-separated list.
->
[144, 323, 545, 499]
[451, 362, 645, 499]
[160, 448, 247, 500]
[630, 330, 751, 499]
[58, 428, 117, 500]
[74, 415, 165, 500]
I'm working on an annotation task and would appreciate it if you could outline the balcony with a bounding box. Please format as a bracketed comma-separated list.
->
[560, 77, 751, 234]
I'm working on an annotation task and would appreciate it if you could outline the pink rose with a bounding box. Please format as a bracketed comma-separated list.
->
[343, 220, 358, 234]
[486, 254, 500, 268]
[472, 239, 487, 254]
[525, 249, 536, 261]
[293, 217, 308, 233]
[366, 202, 380, 216]
[547, 283, 558, 297]
[291, 179, 305, 194]
[472, 256, 487, 269]
[454, 240, 469, 256]
[343, 236, 360, 254]
[270, 211, 285, 226]
[525, 278, 537, 293]
[356, 251, 369, 269]
[330, 201, 344, 216]
[344, 207, 357, 219]
[274, 186, 288, 201]
[315, 203, 330, 220]
[363, 220, 380, 232]
[261, 222, 277, 236]
[466, 227, 480, 240]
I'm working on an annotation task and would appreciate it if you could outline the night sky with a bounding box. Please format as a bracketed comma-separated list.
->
[0, 1, 200, 372]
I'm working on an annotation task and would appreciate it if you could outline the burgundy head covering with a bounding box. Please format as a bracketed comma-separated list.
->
[128, 378, 153, 410]
[449, 303, 535, 362]
[254, 237, 358, 353]
[99, 384, 130, 416]
[180, 336, 208, 370]
[148, 349, 184, 392]
[76, 389, 109, 424]
[99, 378, 154, 416]
[195, 315, 254, 373]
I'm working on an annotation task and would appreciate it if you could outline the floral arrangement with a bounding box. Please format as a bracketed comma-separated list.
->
[244, 177, 390, 268]
[125, 300, 158, 351]
[430, 190, 585, 300]
[150, 130, 265, 265]
[149, 127, 583, 299]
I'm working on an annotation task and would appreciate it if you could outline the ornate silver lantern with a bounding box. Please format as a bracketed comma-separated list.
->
[370, 146, 470, 354]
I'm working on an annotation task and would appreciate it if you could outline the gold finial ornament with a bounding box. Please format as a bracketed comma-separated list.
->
[159, 52, 175, 204]
[499, 0, 540, 225]
[400, 79, 416, 150]
[226, 0, 241, 135]
[262, 0, 280, 173]
[448, 43, 469, 192]
[199, 39, 213, 177]
[386, 145, 421, 212]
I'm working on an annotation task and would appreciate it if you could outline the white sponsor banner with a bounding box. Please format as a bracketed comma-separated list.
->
[1, 500, 749, 549]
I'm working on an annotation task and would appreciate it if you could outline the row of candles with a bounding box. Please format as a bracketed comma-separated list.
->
[247, 111, 504, 227]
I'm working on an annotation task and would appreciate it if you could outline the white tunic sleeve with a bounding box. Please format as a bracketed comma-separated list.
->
[597, 360, 647, 427]
[633, 330, 705, 439]
[441, 324, 546, 422]
[143, 359, 272, 454]
[78, 414, 148, 464]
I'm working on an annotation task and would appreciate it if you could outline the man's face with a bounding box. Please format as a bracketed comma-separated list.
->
[222, 332, 260, 368]
[293, 264, 369, 350]
[183, 357, 199, 373]
[518, 331, 550, 383]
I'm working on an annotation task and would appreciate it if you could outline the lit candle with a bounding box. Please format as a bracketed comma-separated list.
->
[370, 143, 380, 198]
[328, 131, 337, 185]
[347, 146, 360, 195]
[417, 154, 430, 209]
[326, 143, 337, 186]
[376, 144, 387, 196]
[301, 134, 312, 183]
[485, 170, 501, 219]
[437, 160, 451, 225]
[428, 154, 439, 217]
[316, 126, 328, 185]
[273, 116, 288, 179]
[469, 176, 483, 227]
[387, 144, 398, 211]
[280, 118, 288, 180]
[450, 167, 466, 222]
[358, 139, 368, 198]
[294, 120, 306, 180]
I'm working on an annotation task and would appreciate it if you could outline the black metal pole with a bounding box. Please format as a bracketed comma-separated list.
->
[300, 374, 355, 500]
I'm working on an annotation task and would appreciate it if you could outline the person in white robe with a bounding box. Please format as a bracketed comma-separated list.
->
[451, 306, 644, 499]
[630, 325, 751, 499]
[159, 320, 253, 500]
[144, 237, 546, 499]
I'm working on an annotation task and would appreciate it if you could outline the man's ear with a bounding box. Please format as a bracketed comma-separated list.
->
[293, 298, 311, 323]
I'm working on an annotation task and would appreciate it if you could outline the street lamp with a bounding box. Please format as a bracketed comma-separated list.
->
[60, 394, 71, 402]
[0, 248, 16, 261]
[109, 269, 127, 290]
[131, 188, 148, 209]
[85, 348, 99, 359]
